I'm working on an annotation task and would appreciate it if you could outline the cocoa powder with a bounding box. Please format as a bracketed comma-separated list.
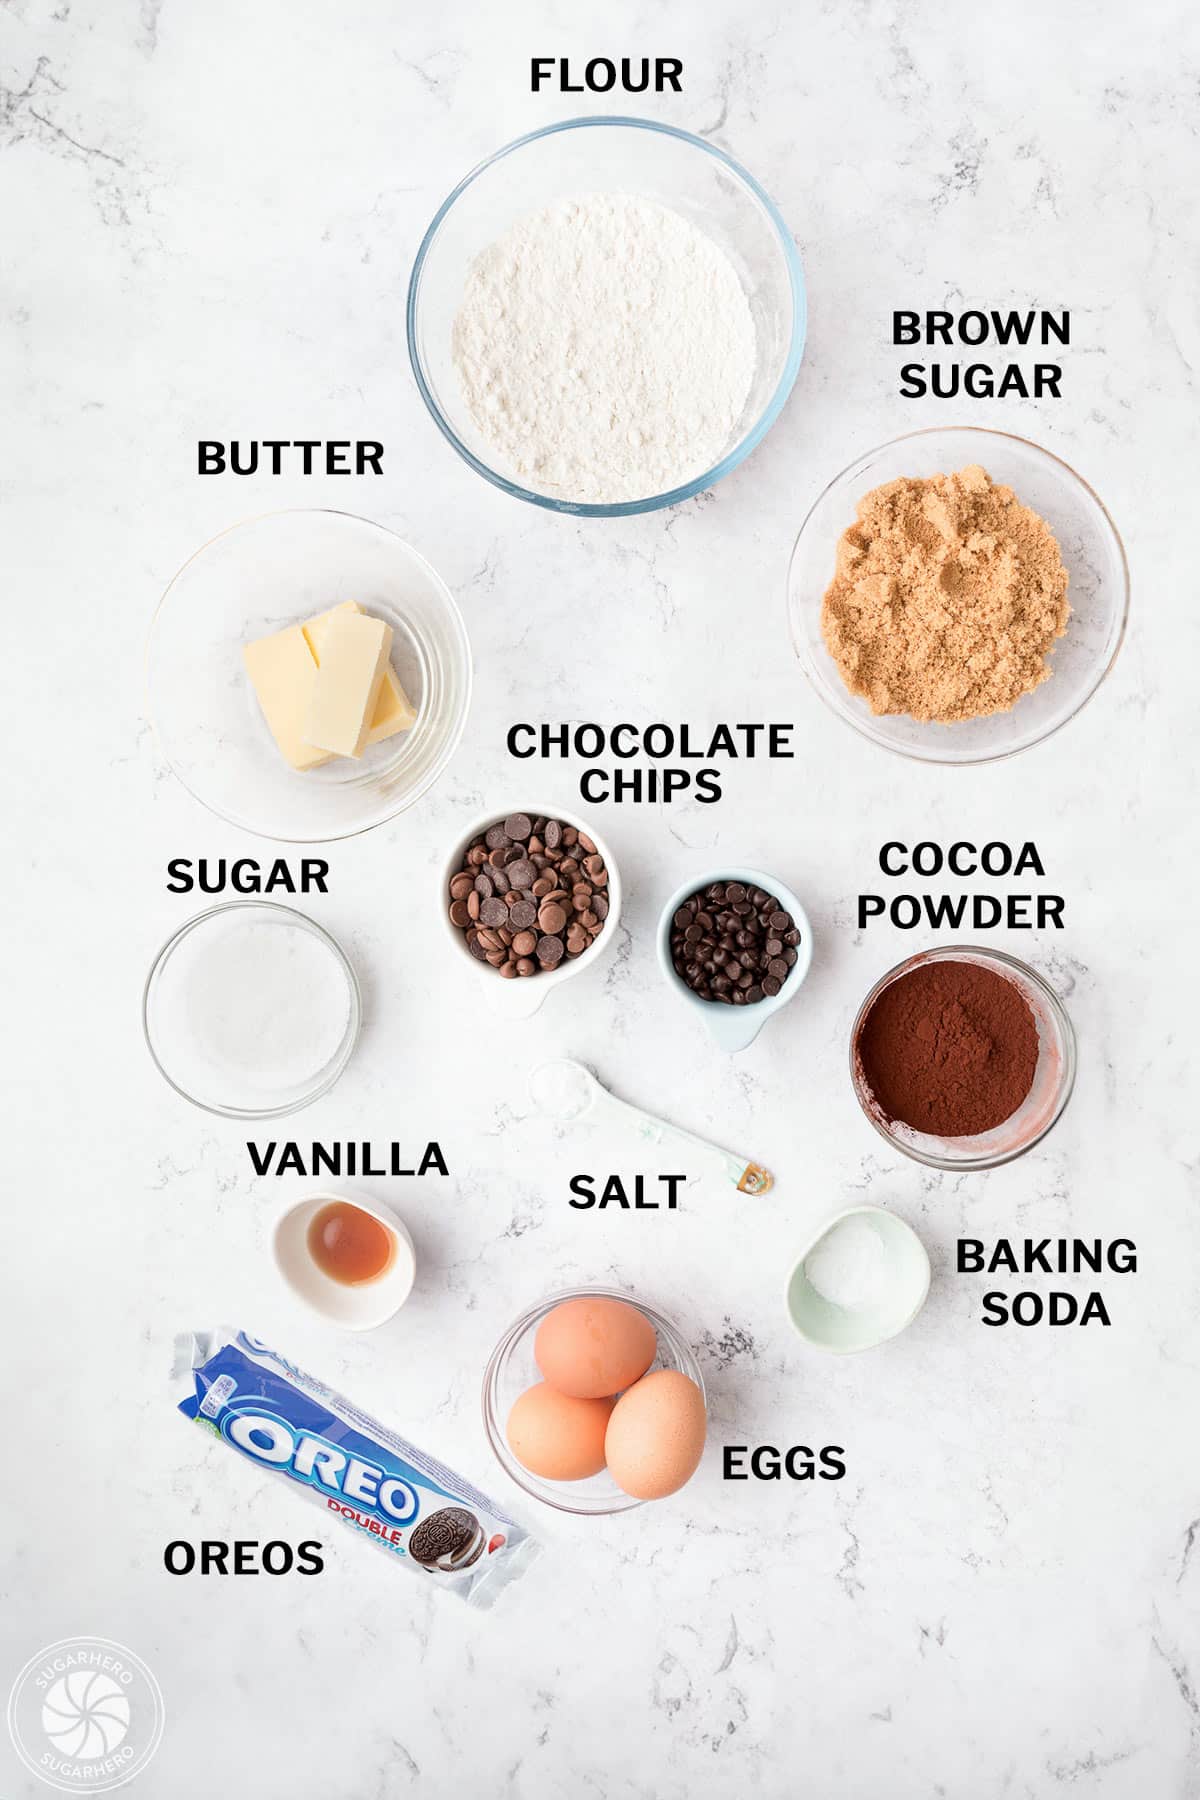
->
[855, 958, 1038, 1137]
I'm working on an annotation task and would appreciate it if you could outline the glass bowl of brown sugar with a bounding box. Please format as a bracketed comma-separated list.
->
[789, 427, 1129, 765]
[849, 946, 1076, 1169]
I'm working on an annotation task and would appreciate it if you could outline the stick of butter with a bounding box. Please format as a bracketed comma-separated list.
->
[304, 609, 394, 759]
[303, 602, 417, 745]
[364, 658, 418, 745]
[242, 626, 333, 771]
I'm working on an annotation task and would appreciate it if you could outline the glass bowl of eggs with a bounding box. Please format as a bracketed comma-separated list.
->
[482, 1287, 706, 1515]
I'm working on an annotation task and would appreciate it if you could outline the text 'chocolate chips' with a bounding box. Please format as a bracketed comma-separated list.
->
[670, 880, 801, 1004]
[448, 816, 609, 977]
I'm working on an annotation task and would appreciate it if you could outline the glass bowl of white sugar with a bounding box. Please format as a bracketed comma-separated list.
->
[408, 117, 806, 515]
[143, 902, 361, 1118]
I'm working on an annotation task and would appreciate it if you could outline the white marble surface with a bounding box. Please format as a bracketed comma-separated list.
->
[3, 1, 1199, 1794]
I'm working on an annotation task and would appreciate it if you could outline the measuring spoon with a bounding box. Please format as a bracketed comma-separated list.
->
[529, 1058, 772, 1195]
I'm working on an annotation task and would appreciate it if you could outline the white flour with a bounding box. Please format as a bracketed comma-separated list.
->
[452, 193, 757, 504]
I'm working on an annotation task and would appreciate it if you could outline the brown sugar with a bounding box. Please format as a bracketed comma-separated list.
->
[821, 464, 1070, 723]
[855, 958, 1039, 1138]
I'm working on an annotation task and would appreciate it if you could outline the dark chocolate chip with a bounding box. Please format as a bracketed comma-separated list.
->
[668, 876, 800, 1007]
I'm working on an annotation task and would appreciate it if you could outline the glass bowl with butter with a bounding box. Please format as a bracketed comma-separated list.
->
[147, 509, 472, 841]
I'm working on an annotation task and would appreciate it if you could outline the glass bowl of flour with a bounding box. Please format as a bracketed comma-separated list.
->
[408, 117, 806, 516]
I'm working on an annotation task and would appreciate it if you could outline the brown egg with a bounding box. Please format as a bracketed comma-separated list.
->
[604, 1369, 706, 1500]
[506, 1382, 615, 1481]
[534, 1296, 656, 1400]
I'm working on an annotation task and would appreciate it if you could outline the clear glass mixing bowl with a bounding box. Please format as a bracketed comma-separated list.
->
[850, 946, 1076, 1170]
[146, 510, 472, 841]
[482, 1287, 705, 1515]
[789, 427, 1129, 764]
[408, 117, 806, 516]
[143, 901, 361, 1118]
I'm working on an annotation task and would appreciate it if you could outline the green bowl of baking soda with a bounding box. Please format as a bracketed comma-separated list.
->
[786, 1206, 931, 1353]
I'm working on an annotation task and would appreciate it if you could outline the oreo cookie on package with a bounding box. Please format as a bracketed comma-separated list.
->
[409, 1507, 486, 1572]
[174, 1328, 536, 1608]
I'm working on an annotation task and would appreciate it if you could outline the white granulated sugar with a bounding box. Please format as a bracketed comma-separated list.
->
[452, 193, 757, 504]
[169, 915, 351, 1103]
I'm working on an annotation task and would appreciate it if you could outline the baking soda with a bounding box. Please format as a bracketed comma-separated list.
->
[804, 1217, 888, 1310]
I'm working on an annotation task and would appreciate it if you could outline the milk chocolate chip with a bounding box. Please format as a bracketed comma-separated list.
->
[449, 816, 610, 977]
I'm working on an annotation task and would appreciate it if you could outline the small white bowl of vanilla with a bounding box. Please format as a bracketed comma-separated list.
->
[273, 1189, 416, 1330]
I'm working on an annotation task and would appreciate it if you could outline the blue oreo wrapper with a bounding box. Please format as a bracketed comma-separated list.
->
[174, 1328, 536, 1607]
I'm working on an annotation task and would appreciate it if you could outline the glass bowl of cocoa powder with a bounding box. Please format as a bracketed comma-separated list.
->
[789, 427, 1128, 764]
[849, 946, 1076, 1169]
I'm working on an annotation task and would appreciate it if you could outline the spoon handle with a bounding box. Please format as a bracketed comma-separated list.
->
[591, 1087, 772, 1196]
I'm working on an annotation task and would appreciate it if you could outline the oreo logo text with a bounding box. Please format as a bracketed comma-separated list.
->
[223, 1412, 420, 1522]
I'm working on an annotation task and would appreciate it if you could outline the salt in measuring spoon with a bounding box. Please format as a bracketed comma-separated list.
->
[529, 1058, 772, 1195]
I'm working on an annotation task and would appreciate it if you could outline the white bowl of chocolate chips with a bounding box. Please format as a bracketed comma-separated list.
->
[657, 868, 813, 1054]
[441, 806, 622, 1018]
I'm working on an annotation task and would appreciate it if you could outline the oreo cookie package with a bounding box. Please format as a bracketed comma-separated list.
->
[174, 1329, 537, 1607]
